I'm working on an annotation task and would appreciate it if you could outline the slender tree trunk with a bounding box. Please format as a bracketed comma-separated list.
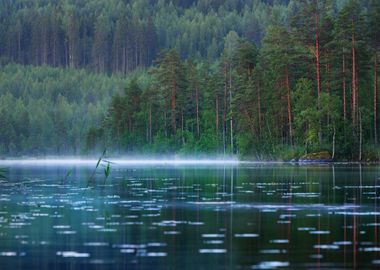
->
[123, 46, 126, 74]
[149, 104, 152, 144]
[223, 66, 228, 155]
[196, 86, 200, 137]
[315, 1, 322, 144]
[65, 41, 68, 67]
[52, 36, 57, 67]
[359, 110, 362, 161]
[18, 30, 21, 63]
[135, 41, 138, 69]
[229, 64, 233, 154]
[332, 126, 336, 160]
[326, 51, 331, 125]
[285, 65, 293, 145]
[114, 39, 119, 73]
[146, 119, 149, 143]
[181, 110, 185, 145]
[164, 96, 168, 138]
[216, 95, 219, 134]
[172, 80, 177, 136]
[326, 52, 331, 95]
[315, 1, 321, 104]
[352, 20, 357, 125]
[343, 53, 347, 121]
[257, 80, 262, 136]
[374, 53, 378, 145]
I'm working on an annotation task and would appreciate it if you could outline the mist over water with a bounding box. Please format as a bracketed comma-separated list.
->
[0, 157, 240, 166]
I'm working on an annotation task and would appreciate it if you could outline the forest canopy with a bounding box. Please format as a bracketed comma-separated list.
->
[0, 0, 379, 161]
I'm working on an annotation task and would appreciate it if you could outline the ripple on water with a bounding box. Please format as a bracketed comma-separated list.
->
[333, 241, 352, 246]
[314, 244, 339, 250]
[204, 240, 224, 244]
[259, 249, 287, 254]
[164, 230, 181, 235]
[270, 239, 289, 244]
[362, 247, 380, 252]
[56, 251, 90, 258]
[234, 233, 259, 238]
[310, 230, 330, 235]
[0, 252, 21, 256]
[120, 249, 134, 253]
[202, 234, 225, 238]
[199, 249, 227, 254]
[144, 252, 167, 257]
[83, 242, 109, 247]
[252, 261, 289, 269]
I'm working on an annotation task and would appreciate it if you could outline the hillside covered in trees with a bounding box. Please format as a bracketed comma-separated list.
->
[0, 0, 380, 160]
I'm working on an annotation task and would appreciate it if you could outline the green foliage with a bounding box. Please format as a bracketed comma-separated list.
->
[0, 0, 287, 73]
[0, 0, 379, 161]
[292, 78, 320, 149]
[0, 64, 126, 155]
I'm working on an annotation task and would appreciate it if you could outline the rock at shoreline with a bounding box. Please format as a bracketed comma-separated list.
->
[299, 151, 332, 163]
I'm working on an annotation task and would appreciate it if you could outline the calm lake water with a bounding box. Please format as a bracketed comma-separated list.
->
[0, 161, 379, 269]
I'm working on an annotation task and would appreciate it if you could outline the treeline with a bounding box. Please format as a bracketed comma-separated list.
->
[0, 64, 127, 155]
[0, 0, 287, 74]
[93, 0, 380, 160]
[1, 0, 380, 160]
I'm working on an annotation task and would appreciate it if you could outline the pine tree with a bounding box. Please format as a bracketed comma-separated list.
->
[261, 24, 295, 144]
[153, 50, 186, 138]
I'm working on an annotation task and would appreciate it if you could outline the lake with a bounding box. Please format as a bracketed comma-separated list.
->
[0, 161, 379, 269]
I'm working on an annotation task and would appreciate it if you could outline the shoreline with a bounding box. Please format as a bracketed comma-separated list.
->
[0, 158, 377, 166]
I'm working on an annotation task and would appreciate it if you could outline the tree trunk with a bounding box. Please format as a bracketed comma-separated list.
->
[326, 52, 331, 95]
[374, 53, 378, 145]
[164, 96, 168, 138]
[52, 35, 57, 67]
[343, 53, 347, 121]
[123, 46, 126, 74]
[359, 110, 362, 161]
[181, 110, 185, 145]
[18, 30, 21, 63]
[135, 40, 138, 69]
[149, 104, 152, 144]
[229, 63, 233, 154]
[172, 80, 177, 136]
[315, 1, 321, 104]
[332, 126, 336, 160]
[315, 2, 322, 144]
[257, 80, 262, 136]
[352, 20, 358, 125]
[285, 65, 293, 145]
[216, 95, 219, 134]
[196, 86, 200, 137]
[65, 41, 68, 67]
[326, 51, 331, 125]
[223, 66, 228, 155]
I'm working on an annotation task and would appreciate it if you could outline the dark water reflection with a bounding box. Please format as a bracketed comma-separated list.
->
[0, 163, 379, 269]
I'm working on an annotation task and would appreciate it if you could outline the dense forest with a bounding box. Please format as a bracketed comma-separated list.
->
[0, 0, 379, 160]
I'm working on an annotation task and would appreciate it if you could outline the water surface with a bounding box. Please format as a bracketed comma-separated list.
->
[0, 161, 379, 269]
